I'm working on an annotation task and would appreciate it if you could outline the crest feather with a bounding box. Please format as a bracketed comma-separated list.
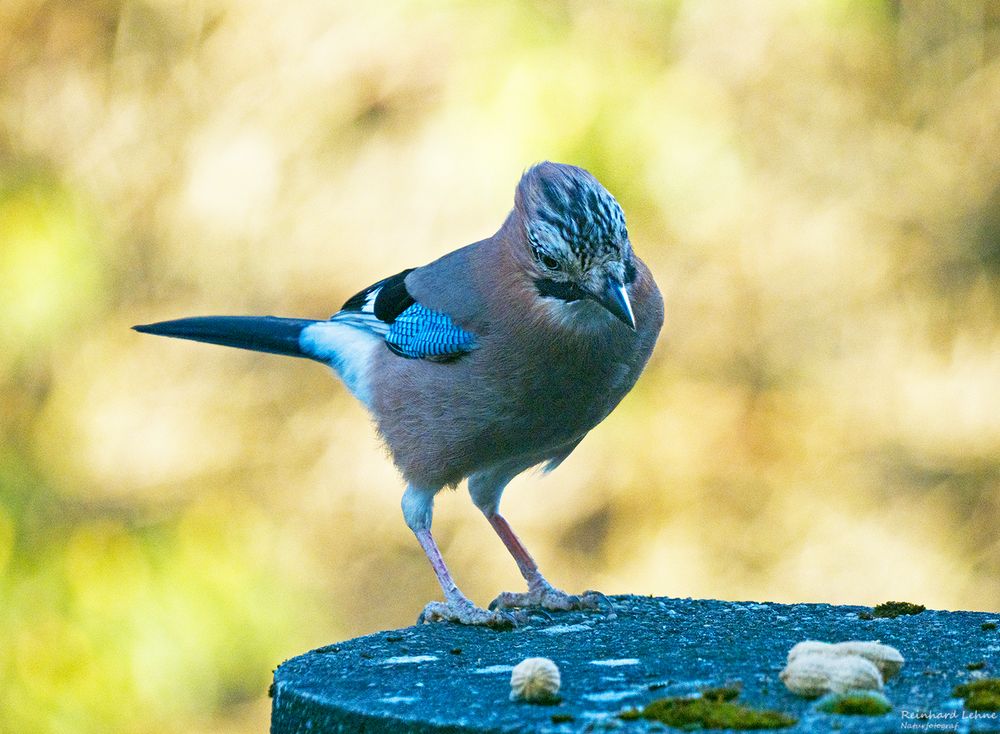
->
[515, 162, 627, 259]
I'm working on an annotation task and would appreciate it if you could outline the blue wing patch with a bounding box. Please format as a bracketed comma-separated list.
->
[334, 268, 477, 362]
[386, 303, 478, 360]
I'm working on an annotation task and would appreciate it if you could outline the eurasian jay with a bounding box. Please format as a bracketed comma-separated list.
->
[135, 162, 663, 627]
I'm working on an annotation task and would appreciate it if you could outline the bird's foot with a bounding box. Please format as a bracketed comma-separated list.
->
[489, 581, 615, 615]
[417, 598, 524, 629]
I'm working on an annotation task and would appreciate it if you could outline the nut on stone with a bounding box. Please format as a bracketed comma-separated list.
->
[780, 653, 883, 698]
[830, 641, 904, 679]
[787, 640, 904, 679]
[510, 657, 561, 704]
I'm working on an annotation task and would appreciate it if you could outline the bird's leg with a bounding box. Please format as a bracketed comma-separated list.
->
[484, 511, 608, 613]
[403, 485, 517, 628]
[468, 471, 611, 614]
[412, 527, 516, 628]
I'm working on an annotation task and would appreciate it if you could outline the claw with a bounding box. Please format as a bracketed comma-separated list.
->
[525, 608, 554, 622]
[498, 609, 519, 627]
[581, 590, 617, 615]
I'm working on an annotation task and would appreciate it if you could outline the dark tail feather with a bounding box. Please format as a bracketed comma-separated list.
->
[133, 316, 319, 358]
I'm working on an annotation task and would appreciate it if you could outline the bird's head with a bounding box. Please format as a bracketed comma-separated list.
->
[514, 162, 636, 329]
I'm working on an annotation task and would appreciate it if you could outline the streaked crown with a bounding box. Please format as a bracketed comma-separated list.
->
[515, 162, 629, 270]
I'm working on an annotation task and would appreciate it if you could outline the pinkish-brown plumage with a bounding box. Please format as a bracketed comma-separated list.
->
[135, 161, 663, 627]
[375, 211, 662, 489]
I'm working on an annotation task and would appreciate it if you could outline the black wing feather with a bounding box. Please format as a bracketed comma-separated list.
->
[339, 268, 415, 323]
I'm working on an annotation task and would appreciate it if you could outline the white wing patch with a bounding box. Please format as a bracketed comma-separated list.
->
[328, 285, 390, 336]
[361, 289, 379, 313]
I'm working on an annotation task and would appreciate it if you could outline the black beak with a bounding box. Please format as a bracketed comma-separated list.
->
[591, 276, 636, 330]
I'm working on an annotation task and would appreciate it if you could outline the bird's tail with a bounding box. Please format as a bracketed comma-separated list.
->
[133, 316, 319, 359]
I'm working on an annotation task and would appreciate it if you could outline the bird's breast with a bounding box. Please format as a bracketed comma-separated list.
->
[370, 261, 661, 489]
[474, 316, 639, 442]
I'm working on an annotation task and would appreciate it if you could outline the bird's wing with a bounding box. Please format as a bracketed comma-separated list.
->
[333, 268, 479, 361]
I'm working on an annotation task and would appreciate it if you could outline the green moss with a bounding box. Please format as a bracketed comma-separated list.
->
[872, 601, 926, 618]
[702, 685, 741, 702]
[620, 696, 795, 729]
[967, 661, 986, 671]
[982, 622, 997, 631]
[966, 691, 1000, 712]
[954, 679, 1000, 711]
[954, 679, 1000, 697]
[816, 692, 892, 716]
[550, 713, 574, 724]
[858, 611, 874, 620]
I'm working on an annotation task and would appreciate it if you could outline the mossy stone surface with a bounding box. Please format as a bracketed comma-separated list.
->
[816, 692, 892, 716]
[954, 679, 1000, 711]
[701, 685, 742, 703]
[872, 601, 926, 618]
[623, 692, 795, 729]
[270, 595, 1000, 733]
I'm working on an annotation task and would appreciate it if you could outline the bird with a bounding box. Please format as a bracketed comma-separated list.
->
[135, 162, 664, 628]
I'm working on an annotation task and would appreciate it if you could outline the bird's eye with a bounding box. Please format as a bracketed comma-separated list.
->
[536, 251, 560, 270]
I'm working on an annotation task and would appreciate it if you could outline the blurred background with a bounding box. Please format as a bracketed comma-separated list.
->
[2, 0, 999, 731]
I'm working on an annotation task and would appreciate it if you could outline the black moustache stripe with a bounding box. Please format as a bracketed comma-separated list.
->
[624, 258, 637, 284]
[534, 278, 589, 303]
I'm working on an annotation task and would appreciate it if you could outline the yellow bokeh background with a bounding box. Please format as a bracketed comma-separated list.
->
[2, 1, 999, 731]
